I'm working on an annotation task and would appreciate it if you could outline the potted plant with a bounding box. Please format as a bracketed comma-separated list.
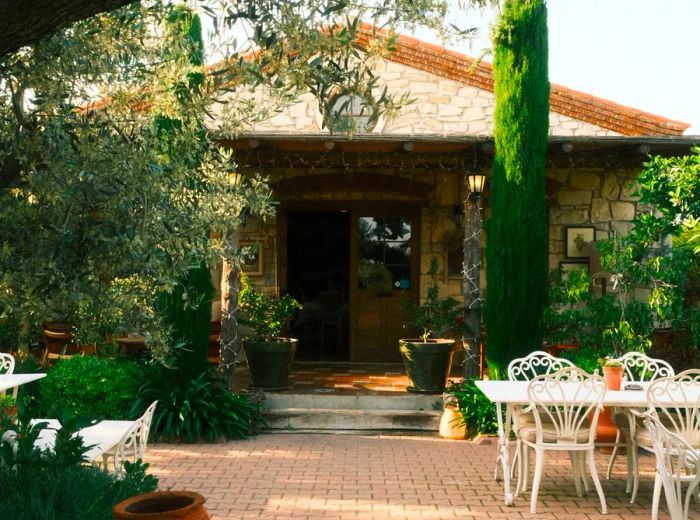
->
[541, 267, 592, 355]
[238, 274, 301, 390]
[400, 258, 469, 394]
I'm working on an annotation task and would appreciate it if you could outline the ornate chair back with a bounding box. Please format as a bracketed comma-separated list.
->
[527, 366, 605, 447]
[113, 400, 158, 474]
[643, 413, 700, 520]
[617, 351, 674, 382]
[508, 350, 574, 381]
[0, 353, 14, 375]
[648, 369, 700, 447]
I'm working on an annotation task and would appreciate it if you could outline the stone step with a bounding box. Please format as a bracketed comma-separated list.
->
[264, 392, 443, 412]
[265, 408, 442, 431]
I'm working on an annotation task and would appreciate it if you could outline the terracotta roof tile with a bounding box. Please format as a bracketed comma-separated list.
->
[357, 25, 689, 136]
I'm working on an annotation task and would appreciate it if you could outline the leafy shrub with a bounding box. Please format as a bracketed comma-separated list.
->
[0, 415, 158, 520]
[38, 356, 143, 419]
[445, 379, 498, 437]
[132, 363, 266, 442]
[239, 274, 301, 341]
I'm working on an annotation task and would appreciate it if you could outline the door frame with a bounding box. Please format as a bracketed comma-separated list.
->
[278, 201, 422, 361]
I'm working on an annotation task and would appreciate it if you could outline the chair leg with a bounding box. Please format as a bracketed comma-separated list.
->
[651, 472, 662, 520]
[586, 449, 608, 515]
[569, 451, 582, 497]
[522, 443, 530, 493]
[625, 438, 634, 494]
[510, 439, 520, 479]
[530, 448, 545, 514]
[630, 445, 640, 504]
[579, 452, 590, 493]
[606, 429, 622, 480]
[515, 442, 523, 497]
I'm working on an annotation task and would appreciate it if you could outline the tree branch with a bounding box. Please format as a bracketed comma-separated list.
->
[0, 0, 135, 57]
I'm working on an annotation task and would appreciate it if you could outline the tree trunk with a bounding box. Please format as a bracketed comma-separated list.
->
[462, 196, 482, 379]
[484, 0, 550, 378]
[0, 0, 135, 57]
[220, 228, 244, 388]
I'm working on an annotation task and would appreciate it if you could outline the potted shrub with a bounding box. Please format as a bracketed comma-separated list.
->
[400, 258, 469, 394]
[541, 267, 592, 354]
[238, 275, 301, 390]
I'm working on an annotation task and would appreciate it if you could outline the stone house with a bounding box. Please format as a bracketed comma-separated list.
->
[215, 29, 697, 364]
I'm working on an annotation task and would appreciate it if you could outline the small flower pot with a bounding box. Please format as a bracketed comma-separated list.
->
[603, 365, 624, 391]
[113, 491, 209, 519]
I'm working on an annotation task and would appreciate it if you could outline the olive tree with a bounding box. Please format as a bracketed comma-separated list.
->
[0, 1, 483, 363]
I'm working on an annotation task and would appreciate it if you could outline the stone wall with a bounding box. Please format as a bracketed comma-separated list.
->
[212, 59, 620, 138]
[547, 167, 642, 268]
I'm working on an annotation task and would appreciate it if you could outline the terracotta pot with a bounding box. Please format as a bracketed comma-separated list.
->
[439, 405, 466, 440]
[595, 407, 617, 453]
[603, 365, 624, 391]
[113, 491, 209, 520]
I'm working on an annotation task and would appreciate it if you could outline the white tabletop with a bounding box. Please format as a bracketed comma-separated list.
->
[0, 373, 46, 391]
[476, 380, 659, 408]
[31, 419, 134, 461]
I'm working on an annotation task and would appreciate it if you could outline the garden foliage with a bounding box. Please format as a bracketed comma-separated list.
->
[238, 275, 301, 342]
[485, 0, 550, 378]
[403, 258, 470, 342]
[445, 379, 498, 436]
[0, 415, 157, 520]
[132, 360, 266, 442]
[37, 356, 143, 419]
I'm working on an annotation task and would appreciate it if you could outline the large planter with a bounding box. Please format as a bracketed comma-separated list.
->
[399, 339, 455, 394]
[114, 491, 209, 519]
[243, 338, 298, 390]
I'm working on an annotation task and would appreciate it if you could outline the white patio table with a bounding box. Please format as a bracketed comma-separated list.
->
[31, 419, 135, 462]
[474, 380, 681, 506]
[0, 373, 46, 392]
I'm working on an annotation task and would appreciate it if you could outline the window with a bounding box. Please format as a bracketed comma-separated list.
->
[327, 93, 376, 133]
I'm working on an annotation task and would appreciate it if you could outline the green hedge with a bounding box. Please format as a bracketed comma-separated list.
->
[38, 356, 143, 419]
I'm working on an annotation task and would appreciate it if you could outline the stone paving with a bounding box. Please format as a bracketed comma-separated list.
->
[147, 433, 696, 520]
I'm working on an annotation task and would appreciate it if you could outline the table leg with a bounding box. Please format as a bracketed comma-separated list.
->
[493, 401, 514, 506]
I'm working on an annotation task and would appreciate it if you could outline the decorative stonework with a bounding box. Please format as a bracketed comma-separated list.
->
[547, 168, 641, 268]
[218, 59, 621, 138]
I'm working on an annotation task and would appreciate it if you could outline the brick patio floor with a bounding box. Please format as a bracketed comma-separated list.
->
[147, 433, 698, 520]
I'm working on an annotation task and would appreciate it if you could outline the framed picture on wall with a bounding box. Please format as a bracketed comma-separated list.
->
[565, 226, 596, 258]
[240, 240, 264, 276]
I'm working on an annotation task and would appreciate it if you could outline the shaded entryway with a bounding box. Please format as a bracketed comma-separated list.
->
[287, 211, 350, 361]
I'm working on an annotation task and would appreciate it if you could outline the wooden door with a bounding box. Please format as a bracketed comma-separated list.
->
[350, 211, 419, 362]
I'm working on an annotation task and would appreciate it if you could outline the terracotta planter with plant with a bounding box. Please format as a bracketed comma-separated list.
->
[400, 258, 469, 394]
[113, 491, 209, 520]
[238, 275, 301, 390]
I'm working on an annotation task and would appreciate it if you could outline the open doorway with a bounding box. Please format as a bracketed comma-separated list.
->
[287, 211, 350, 360]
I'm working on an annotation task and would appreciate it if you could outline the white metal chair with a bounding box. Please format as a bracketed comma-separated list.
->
[519, 366, 607, 514]
[625, 369, 700, 505]
[102, 401, 158, 475]
[639, 412, 700, 520]
[606, 352, 675, 492]
[506, 351, 575, 485]
[0, 352, 17, 399]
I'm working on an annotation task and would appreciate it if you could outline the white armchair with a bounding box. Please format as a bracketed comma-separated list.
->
[0, 352, 17, 399]
[639, 411, 700, 520]
[605, 352, 674, 498]
[520, 366, 607, 514]
[506, 351, 574, 488]
[102, 400, 158, 475]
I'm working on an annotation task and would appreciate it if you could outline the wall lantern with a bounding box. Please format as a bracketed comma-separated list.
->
[466, 172, 486, 201]
[453, 203, 464, 227]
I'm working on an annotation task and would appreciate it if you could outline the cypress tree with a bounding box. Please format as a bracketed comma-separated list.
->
[484, 0, 550, 378]
[158, 6, 214, 381]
